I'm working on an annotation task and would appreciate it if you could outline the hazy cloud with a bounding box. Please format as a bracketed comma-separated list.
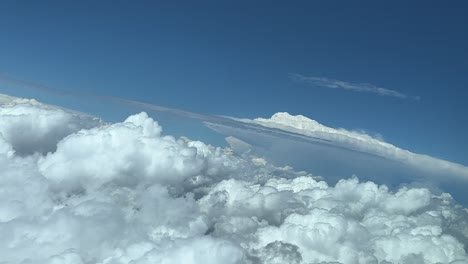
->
[291, 73, 420, 100]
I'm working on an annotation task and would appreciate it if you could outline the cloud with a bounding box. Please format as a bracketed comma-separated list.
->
[0, 93, 467, 263]
[205, 112, 468, 205]
[0, 94, 104, 156]
[290, 73, 420, 100]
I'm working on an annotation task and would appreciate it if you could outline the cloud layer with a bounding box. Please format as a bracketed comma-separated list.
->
[0, 94, 467, 264]
[205, 112, 468, 205]
[291, 74, 419, 100]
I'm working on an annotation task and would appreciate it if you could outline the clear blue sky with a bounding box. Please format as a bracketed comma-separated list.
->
[0, 1, 467, 165]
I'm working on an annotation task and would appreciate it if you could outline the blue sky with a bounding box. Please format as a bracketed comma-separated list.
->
[0, 1, 467, 165]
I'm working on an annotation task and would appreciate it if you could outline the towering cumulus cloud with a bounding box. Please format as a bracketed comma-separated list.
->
[0, 94, 467, 264]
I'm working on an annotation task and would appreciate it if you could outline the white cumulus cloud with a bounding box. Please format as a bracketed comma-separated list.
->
[0, 93, 103, 156]
[0, 93, 467, 264]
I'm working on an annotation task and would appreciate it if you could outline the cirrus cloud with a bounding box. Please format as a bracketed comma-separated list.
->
[290, 73, 420, 100]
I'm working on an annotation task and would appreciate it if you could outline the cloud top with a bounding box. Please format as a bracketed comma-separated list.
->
[0, 94, 104, 156]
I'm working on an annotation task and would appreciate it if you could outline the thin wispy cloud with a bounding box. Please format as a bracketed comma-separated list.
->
[291, 73, 420, 100]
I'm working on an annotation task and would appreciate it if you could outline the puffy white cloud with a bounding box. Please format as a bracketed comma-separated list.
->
[125, 237, 245, 264]
[199, 176, 468, 263]
[0, 94, 103, 156]
[0, 94, 467, 264]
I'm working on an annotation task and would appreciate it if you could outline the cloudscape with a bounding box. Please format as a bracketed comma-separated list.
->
[1, 1, 467, 264]
[1, 93, 467, 264]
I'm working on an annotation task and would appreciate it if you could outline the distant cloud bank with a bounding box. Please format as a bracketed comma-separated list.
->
[291, 73, 420, 100]
[206, 112, 468, 205]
